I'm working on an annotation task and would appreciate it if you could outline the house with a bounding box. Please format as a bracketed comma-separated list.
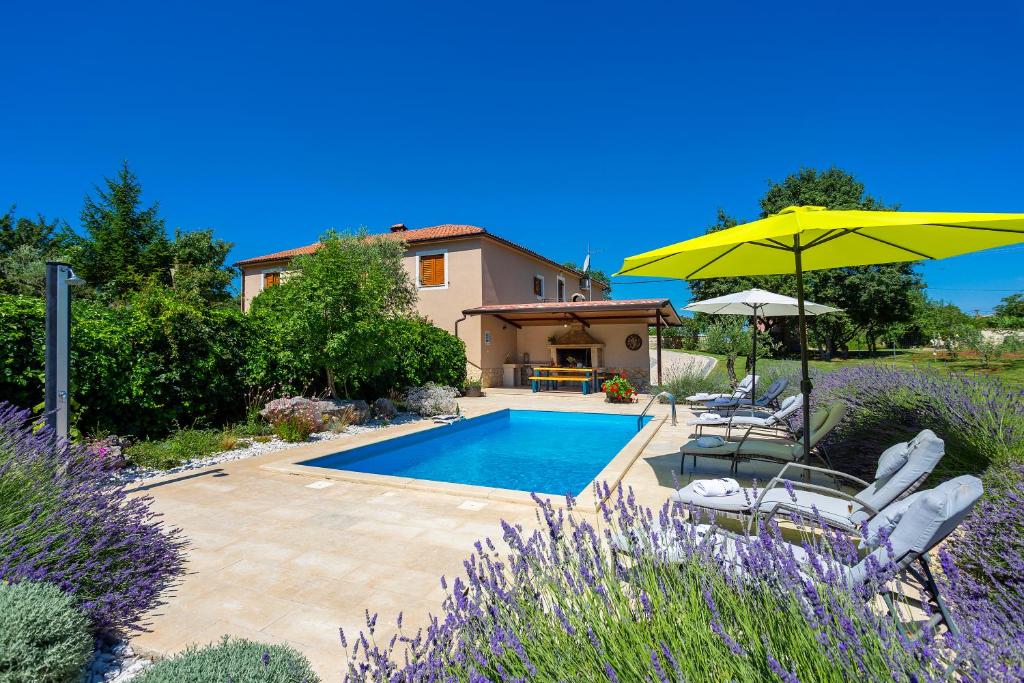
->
[234, 223, 680, 389]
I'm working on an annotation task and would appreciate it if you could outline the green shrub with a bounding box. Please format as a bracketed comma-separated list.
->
[231, 420, 273, 438]
[0, 289, 249, 440]
[0, 582, 93, 683]
[273, 415, 315, 443]
[134, 636, 318, 683]
[125, 428, 225, 469]
[355, 316, 467, 399]
[660, 365, 718, 399]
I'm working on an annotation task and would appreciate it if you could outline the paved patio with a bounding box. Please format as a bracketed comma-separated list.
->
[128, 390, 795, 679]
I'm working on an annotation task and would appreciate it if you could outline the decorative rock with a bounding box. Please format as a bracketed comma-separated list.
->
[315, 399, 371, 425]
[406, 383, 459, 417]
[372, 397, 398, 420]
[261, 396, 371, 426]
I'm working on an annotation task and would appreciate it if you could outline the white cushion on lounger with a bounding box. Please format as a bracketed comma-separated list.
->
[756, 489, 861, 527]
[670, 488, 752, 513]
[671, 486, 860, 527]
[852, 430, 945, 523]
[875, 441, 910, 479]
[849, 475, 982, 585]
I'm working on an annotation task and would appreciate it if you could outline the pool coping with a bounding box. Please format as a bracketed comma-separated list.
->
[261, 408, 667, 511]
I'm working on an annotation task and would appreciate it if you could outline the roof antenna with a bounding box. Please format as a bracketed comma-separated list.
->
[579, 244, 592, 300]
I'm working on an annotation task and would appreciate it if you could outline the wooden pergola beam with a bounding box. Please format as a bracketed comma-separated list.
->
[494, 314, 522, 329]
[568, 313, 590, 328]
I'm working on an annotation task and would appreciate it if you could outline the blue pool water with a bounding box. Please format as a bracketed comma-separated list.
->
[301, 410, 650, 496]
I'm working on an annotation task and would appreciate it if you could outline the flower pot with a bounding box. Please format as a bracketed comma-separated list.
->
[464, 386, 482, 397]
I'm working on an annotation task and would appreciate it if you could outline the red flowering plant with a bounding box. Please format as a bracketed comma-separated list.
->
[602, 372, 637, 403]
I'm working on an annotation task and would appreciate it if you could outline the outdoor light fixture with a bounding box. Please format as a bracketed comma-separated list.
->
[45, 262, 84, 441]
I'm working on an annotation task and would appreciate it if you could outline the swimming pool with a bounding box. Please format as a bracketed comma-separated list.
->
[300, 410, 651, 496]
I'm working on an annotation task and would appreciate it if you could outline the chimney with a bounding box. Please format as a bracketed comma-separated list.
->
[390, 223, 408, 233]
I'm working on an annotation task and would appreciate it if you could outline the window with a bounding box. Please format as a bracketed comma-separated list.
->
[557, 276, 566, 302]
[483, 331, 492, 346]
[533, 275, 545, 299]
[418, 252, 446, 288]
[263, 271, 281, 289]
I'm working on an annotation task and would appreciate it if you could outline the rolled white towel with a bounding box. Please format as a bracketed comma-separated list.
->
[688, 392, 713, 401]
[695, 435, 726, 448]
[698, 412, 722, 422]
[689, 478, 740, 497]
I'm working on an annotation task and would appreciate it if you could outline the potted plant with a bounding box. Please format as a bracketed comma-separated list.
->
[464, 378, 483, 397]
[602, 372, 638, 404]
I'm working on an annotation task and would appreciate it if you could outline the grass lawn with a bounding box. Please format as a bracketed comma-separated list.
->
[686, 348, 1024, 387]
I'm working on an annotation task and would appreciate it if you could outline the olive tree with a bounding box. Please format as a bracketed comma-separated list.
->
[248, 230, 416, 397]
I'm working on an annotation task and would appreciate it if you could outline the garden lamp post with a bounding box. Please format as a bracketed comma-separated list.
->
[45, 261, 84, 441]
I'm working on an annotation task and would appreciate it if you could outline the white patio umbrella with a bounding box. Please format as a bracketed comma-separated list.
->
[684, 288, 840, 404]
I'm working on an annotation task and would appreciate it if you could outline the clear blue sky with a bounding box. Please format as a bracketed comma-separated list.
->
[2, 1, 1022, 312]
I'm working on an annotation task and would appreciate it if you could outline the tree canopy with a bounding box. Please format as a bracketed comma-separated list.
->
[247, 230, 418, 397]
[689, 168, 924, 357]
[0, 209, 75, 296]
[76, 162, 173, 299]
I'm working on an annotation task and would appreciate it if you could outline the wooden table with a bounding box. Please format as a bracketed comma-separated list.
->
[529, 367, 599, 394]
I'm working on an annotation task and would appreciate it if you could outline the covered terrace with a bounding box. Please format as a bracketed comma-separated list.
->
[461, 298, 681, 390]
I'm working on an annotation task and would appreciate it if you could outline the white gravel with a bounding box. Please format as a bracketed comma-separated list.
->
[108, 413, 424, 486]
[82, 640, 151, 682]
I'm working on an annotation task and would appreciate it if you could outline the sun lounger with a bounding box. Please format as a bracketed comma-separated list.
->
[702, 377, 789, 413]
[679, 400, 847, 474]
[687, 393, 802, 437]
[670, 429, 945, 533]
[612, 474, 983, 637]
[684, 374, 758, 404]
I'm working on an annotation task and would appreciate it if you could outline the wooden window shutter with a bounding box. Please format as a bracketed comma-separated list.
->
[264, 272, 281, 288]
[420, 254, 445, 286]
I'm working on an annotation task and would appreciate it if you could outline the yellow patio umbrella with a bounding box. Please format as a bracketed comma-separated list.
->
[616, 205, 1024, 465]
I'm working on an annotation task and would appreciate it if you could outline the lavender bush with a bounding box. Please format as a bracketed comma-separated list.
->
[938, 464, 1024, 680]
[0, 402, 185, 635]
[342, 486, 951, 681]
[810, 365, 1024, 479]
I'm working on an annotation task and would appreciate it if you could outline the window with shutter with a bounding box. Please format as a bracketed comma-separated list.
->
[419, 253, 445, 287]
[533, 276, 544, 298]
[264, 272, 281, 288]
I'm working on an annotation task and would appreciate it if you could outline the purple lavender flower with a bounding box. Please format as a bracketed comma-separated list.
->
[0, 403, 185, 635]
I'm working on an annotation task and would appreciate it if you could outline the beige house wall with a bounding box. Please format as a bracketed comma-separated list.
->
[480, 239, 605, 306]
[516, 323, 649, 366]
[513, 322, 651, 389]
[241, 259, 291, 311]
[400, 238, 488, 381]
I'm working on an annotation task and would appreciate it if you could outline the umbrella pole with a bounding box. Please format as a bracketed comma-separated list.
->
[793, 237, 813, 469]
[751, 305, 757, 411]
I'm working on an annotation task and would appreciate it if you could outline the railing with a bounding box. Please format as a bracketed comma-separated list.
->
[638, 391, 676, 431]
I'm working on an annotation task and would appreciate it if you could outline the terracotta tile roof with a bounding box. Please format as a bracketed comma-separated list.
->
[233, 224, 600, 288]
[234, 225, 489, 266]
[234, 242, 321, 265]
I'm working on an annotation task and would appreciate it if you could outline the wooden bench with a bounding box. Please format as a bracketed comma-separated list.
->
[529, 375, 592, 394]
